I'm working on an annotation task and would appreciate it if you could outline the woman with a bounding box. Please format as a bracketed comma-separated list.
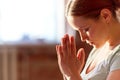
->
[56, 0, 120, 80]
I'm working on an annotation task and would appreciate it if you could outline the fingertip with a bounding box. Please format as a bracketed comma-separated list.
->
[56, 45, 58, 51]
[77, 48, 85, 56]
[77, 51, 82, 59]
[64, 33, 69, 39]
[70, 35, 75, 42]
[80, 48, 84, 52]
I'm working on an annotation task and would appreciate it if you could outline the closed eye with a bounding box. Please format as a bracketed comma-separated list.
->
[84, 27, 89, 32]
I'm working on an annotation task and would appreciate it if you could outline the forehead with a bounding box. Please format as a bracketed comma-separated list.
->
[67, 16, 89, 30]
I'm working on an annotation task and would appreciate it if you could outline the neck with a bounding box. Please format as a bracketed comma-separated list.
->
[108, 22, 120, 49]
[108, 40, 120, 50]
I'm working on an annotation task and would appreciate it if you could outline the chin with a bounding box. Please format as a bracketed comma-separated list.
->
[92, 43, 103, 49]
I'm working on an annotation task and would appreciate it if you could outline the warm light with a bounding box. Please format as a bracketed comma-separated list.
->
[0, 0, 65, 42]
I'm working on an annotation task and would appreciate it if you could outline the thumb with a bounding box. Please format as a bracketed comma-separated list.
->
[77, 48, 85, 63]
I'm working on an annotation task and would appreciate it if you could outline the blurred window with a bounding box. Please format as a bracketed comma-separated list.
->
[0, 0, 65, 43]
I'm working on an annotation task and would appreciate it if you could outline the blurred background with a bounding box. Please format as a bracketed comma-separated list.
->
[0, 0, 92, 80]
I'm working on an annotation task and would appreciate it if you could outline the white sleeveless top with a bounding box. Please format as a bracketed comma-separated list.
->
[81, 43, 120, 80]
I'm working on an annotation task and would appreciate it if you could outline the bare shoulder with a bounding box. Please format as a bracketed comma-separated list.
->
[107, 69, 120, 80]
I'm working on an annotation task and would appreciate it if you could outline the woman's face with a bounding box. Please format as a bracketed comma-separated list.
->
[67, 16, 110, 48]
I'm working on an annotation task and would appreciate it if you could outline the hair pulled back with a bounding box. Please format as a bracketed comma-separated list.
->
[66, 0, 120, 18]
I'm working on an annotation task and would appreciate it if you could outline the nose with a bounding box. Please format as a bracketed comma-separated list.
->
[79, 31, 88, 42]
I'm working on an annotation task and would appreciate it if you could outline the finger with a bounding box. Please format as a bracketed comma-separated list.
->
[61, 37, 67, 55]
[56, 45, 59, 57]
[77, 48, 85, 64]
[56, 45, 64, 59]
[70, 36, 76, 56]
[77, 48, 86, 72]
[65, 34, 71, 54]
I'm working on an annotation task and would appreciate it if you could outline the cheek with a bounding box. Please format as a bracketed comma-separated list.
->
[87, 28, 96, 38]
[87, 28, 102, 41]
[89, 27, 108, 41]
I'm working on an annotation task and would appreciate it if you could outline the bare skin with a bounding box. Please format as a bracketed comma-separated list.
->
[56, 34, 85, 80]
[56, 8, 120, 80]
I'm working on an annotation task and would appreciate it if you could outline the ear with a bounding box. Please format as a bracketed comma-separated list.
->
[100, 9, 112, 23]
